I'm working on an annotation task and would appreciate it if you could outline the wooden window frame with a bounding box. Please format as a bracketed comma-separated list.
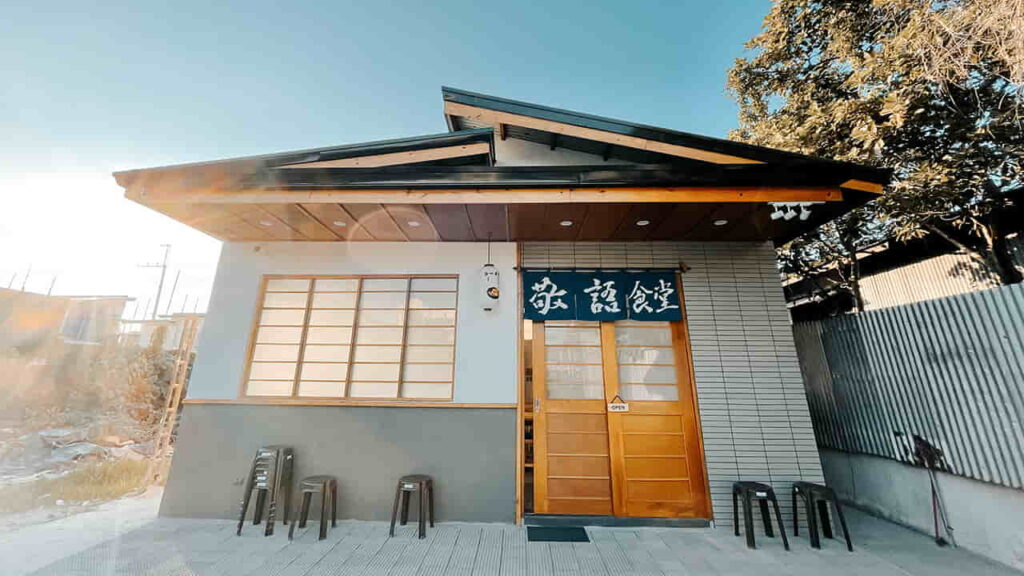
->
[239, 274, 459, 403]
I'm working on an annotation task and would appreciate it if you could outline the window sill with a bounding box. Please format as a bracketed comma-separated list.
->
[183, 397, 515, 409]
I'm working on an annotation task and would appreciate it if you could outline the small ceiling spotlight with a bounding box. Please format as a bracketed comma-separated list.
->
[331, 221, 348, 227]
[258, 220, 274, 227]
[559, 220, 574, 227]
[713, 219, 729, 226]
[636, 219, 650, 226]
[407, 221, 422, 227]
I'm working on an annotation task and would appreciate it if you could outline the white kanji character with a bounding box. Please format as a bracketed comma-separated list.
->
[583, 278, 621, 314]
[528, 276, 569, 315]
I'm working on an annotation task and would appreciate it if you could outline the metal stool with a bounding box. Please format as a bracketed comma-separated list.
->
[732, 481, 789, 550]
[237, 445, 293, 536]
[288, 475, 338, 541]
[389, 474, 434, 539]
[792, 481, 853, 551]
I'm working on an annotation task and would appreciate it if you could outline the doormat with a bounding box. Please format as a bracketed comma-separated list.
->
[526, 526, 590, 542]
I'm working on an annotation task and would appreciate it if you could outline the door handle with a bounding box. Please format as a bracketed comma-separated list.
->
[533, 397, 541, 413]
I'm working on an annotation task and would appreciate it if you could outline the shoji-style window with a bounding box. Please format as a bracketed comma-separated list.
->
[244, 276, 458, 400]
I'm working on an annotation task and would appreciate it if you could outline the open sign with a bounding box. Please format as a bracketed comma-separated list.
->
[607, 402, 630, 413]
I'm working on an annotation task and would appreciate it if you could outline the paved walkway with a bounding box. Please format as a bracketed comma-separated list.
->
[6, 506, 1020, 575]
[0, 487, 163, 576]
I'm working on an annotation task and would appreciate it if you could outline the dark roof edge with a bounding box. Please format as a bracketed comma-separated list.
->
[442, 86, 889, 184]
[113, 128, 494, 180]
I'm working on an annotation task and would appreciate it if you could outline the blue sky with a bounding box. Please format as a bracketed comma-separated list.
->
[0, 0, 770, 312]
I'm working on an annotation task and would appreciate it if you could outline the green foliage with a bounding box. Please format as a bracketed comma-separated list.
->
[728, 0, 1024, 294]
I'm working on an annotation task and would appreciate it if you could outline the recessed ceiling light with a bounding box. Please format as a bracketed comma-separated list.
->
[258, 220, 274, 227]
[331, 221, 348, 227]
[636, 219, 650, 227]
[713, 219, 729, 226]
[407, 221, 422, 227]
[559, 220, 573, 227]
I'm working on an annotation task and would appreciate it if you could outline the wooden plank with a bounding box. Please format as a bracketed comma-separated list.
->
[680, 202, 756, 241]
[600, 323, 627, 517]
[342, 203, 407, 240]
[508, 204, 547, 239]
[299, 203, 374, 240]
[611, 204, 672, 240]
[182, 398, 516, 408]
[466, 204, 509, 241]
[384, 204, 441, 241]
[542, 205, 590, 240]
[532, 322, 549, 514]
[647, 203, 716, 240]
[280, 142, 491, 169]
[424, 205, 476, 241]
[133, 186, 844, 205]
[445, 101, 763, 165]
[259, 203, 340, 240]
[841, 178, 884, 194]
[575, 204, 630, 241]
[226, 205, 305, 240]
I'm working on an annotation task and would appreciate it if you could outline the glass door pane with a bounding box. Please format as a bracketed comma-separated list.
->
[544, 321, 604, 399]
[614, 321, 679, 401]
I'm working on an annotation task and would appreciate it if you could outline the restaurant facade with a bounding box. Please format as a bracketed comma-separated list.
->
[114, 87, 888, 526]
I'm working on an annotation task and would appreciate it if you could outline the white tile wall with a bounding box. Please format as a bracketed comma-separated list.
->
[522, 241, 824, 525]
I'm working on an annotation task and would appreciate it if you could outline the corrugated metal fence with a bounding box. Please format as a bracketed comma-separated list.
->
[794, 283, 1024, 489]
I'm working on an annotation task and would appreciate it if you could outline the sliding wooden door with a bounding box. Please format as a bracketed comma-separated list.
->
[531, 316, 709, 518]
[606, 320, 709, 518]
[532, 321, 613, 515]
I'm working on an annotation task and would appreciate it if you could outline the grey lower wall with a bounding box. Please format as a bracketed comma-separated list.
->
[821, 449, 1024, 572]
[161, 405, 517, 523]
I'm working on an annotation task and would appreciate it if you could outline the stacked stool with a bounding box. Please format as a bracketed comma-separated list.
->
[237, 446, 293, 536]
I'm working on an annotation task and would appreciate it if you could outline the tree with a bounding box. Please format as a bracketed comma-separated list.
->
[728, 0, 1024, 293]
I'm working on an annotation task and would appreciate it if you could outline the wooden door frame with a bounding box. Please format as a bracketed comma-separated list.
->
[522, 273, 714, 520]
[673, 277, 713, 519]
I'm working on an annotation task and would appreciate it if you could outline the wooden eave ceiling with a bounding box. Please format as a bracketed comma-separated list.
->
[144, 201, 851, 243]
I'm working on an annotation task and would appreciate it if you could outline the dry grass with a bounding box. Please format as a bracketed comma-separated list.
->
[0, 459, 150, 517]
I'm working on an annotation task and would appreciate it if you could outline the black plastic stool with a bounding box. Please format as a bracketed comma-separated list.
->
[792, 481, 853, 551]
[389, 474, 434, 539]
[237, 445, 293, 536]
[288, 475, 337, 541]
[732, 481, 789, 550]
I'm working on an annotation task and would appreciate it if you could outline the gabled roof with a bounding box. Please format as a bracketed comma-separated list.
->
[111, 85, 889, 244]
[443, 86, 888, 189]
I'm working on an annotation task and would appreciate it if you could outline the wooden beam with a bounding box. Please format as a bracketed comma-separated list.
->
[133, 186, 843, 205]
[444, 101, 764, 165]
[278, 142, 492, 169]
[840, 179, 885, 194]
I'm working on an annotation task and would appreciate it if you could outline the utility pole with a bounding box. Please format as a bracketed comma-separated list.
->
[164, 270, 181, 315]
[140, 244, 171, 320]
[20, 265, 31, 292]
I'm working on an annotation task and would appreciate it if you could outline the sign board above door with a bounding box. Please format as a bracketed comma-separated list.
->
[523, 270, 682, 322]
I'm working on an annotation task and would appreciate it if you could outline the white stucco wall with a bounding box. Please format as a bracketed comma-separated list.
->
[494, 137, 628, 166]
[188, 241, 518, 404]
